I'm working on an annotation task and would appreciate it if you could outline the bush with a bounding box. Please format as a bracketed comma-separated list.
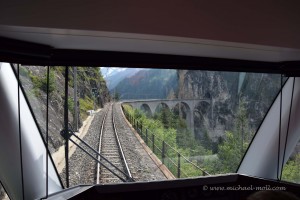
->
[29, 70, 56, 94]
[68, 97, 75, 114]
[79, 96, 94, 120]
[41, 70, 56, 94]
[282, 154, 300, 183]
[122, 104, 210, 178]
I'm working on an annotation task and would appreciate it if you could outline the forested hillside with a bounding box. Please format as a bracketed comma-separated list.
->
[112, 69, 178, 100]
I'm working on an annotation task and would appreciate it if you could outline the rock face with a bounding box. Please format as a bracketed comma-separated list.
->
[178, 70, 236, 139]
[19, 66, 110, 153]
[177, 70, 281, 140]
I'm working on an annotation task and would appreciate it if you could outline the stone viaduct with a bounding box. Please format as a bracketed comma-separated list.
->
[122, 99, 212, 134]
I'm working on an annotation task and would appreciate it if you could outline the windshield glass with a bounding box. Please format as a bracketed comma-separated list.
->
[16, 66, 283, 187]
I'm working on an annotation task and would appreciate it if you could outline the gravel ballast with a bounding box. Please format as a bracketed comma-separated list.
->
[61, 103, 167, 187]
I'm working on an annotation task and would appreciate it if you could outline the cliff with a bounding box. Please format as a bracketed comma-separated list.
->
[19, 66, 110, 153]
[177, 70, 281, 140]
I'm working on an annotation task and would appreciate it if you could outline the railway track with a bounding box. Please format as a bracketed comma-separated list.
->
[66, 102, 166, 185]
[96, 103, 133, 184]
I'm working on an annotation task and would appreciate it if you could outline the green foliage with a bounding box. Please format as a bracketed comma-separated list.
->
[203, 101, 251, 175]
[68, 97, 75, 114]
[42, 70, 56, 94]
[29, 70, 56, 95]
[200, 131, 220, 154]
[124, 98, 253, 177]
[113, 91, 120, 101]
[79, 96, 94, 120]
[155, 108, 174, 129]
[76, 67, 107, 102]
[29, 73, 42, 97]
[29, 73, 40, 87]
[77, 67, 102, 83]
[123, 104, 134, 116]
[282, 154, 300, 184]
[123, 104, 208, 178]
[235, 99, 251, 143]
[53, 66, 65, 74]
[79, 96, 94, 111]
[218, 131, 247, 173]
[20, 67, 30, 77]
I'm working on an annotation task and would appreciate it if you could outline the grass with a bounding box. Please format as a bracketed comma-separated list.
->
[79, 96, 94, 120]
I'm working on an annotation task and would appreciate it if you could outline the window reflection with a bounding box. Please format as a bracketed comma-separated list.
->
[0, 182, 10, 200]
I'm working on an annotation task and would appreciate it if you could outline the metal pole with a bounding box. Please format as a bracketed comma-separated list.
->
[146, 129, 148, 145]
[45, 66, 50, 197]
[162, 141, 165, 164]
[178, 153, 181, 178]
[152, 134, 155, 152]
[17, 65, 25, 200]
[74, 67, 78, 131]
[64, 67, 69, 188]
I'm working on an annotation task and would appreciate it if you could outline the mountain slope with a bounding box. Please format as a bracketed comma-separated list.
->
[101, 67, 142, 90]
[19, 66, 110, 153]
[178, 70, 281, 139]
[113, 69, 178, 100]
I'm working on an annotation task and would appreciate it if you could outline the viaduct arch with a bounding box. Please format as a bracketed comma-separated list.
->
[123, 99, 212, 135]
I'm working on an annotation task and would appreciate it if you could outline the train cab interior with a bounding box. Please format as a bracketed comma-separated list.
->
[1, 1, 300, 199]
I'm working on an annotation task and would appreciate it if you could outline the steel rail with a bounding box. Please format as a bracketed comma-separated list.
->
[96, 105, 109, 184]
[67, 121, 132, 182]
[97, 103, 134, 183]
[68, 137, 127, 182]
[112, 104, 133, 181]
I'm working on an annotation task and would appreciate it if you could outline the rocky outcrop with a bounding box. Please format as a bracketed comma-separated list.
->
[178, 70, 236, 139]
[19, 66, 110, 153]
[177, 70, 281, 140]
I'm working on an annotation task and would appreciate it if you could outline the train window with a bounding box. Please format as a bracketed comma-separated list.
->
[15, 65, 285, 187]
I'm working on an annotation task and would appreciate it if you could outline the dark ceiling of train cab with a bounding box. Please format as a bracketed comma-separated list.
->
[0, 0, 300, 49]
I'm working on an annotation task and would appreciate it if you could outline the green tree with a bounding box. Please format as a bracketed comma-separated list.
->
[216, 100, 250, 173]
[41, 70, 56, 94]
[123, 104, 213, 177]
[113, 91, 120, 101]
[235, 99, 249, 153]
[218, 131, 247, 172]
[203, 101, 250, 174]
[282, 153, 300, 183]
[29, 69, 56, 96]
